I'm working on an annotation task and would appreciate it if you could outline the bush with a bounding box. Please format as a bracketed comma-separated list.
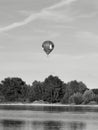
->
[93, 95, 98, 104]
[68, 92, 83, 105]
[88, 101, 97, 105]
[61, 80, 87, 104]
[82, 90, 95, 104]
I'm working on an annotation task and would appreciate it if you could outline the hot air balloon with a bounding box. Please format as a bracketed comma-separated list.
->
[42, 40, 54, 55]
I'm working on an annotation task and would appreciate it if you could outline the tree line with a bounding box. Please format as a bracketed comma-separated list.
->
[0, 75, 97, 105]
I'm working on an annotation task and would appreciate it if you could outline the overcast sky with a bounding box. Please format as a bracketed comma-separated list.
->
[0, 0, 98, 88]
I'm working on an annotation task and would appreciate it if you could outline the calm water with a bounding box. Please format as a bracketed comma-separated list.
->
[0, 105, 98, 130]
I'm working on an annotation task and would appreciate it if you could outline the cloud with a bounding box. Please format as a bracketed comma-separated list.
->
[34, 29, 60, 38]
[74, 31, 98, 54]
[45, 0, 77, 10]
[0, 0, 77, 33]
[76, 31, 98, 41]
[76, 12, 98, 18]
[0, 12, 41, 33]
[40, 11, 73, 23]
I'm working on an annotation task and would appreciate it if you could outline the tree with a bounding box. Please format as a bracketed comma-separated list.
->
[67, 80, 87, 94]
[82, 90, 95, 104]
[61, 80, 87, 104]
[61, 87, 71, 104]
[42, 75, 64, 103]
[0, 77, 29, 102]
[78, 81, 88, 94]
[18, 84, 31, 103]
[29, 80, 43, 102]
[68, 92, 83, 105]
[92, 89, 98, 95]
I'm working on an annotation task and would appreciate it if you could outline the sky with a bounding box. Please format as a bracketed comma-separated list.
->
[0, 0, 98, 88]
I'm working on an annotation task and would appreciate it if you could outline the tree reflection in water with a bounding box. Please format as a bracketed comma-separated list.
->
[1, 119, 24, 130]
[32, 120, 86, 130]
[32, 121, 62, 130]
[43, 121, 62, 130]
[68, 122, 86, 130]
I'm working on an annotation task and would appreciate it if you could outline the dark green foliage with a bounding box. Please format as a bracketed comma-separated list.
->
[68, 92, 83, 104]
[0, 77, 29, 102]
[0, 75, 97, 105]
[78, 82, 88, 94]
[92, 89, 98, 95]
[88, 101, 97, 105]
[93, 95, 98, 103]
[18, 85, 31, 103]
[61, 88, 71, 104]
[61, 80, 87, 104]
[42, 75, 64, 103]
[82, 90, 95, 104]
[67, 80, 88, 94]
[91, 89, 98, 104]
[29, 80, 43, 102]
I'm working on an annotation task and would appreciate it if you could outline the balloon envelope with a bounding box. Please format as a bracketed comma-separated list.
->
[42, 41, 54, 55]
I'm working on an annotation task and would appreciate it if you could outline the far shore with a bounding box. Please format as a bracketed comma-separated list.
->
[0, 103, 98, 107]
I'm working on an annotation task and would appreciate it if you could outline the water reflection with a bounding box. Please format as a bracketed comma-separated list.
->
[1, 105, 98, 112]
[43, 121, 62, 130]
[1, 119, 24, 130]
[32, 120, 86, 130]
[68, 122, 86, 130]
[0, 119, 86, 130]
[1, 106, 98, 130]
[32, 121, 62, 130]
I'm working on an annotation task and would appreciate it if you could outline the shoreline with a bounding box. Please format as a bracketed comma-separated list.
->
[0, 103, 98, 107]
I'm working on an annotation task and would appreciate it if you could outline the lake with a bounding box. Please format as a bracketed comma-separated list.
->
[0, 104, 98, 130]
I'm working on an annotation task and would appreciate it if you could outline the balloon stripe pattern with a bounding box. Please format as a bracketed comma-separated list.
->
[42, 41, 54, 55]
